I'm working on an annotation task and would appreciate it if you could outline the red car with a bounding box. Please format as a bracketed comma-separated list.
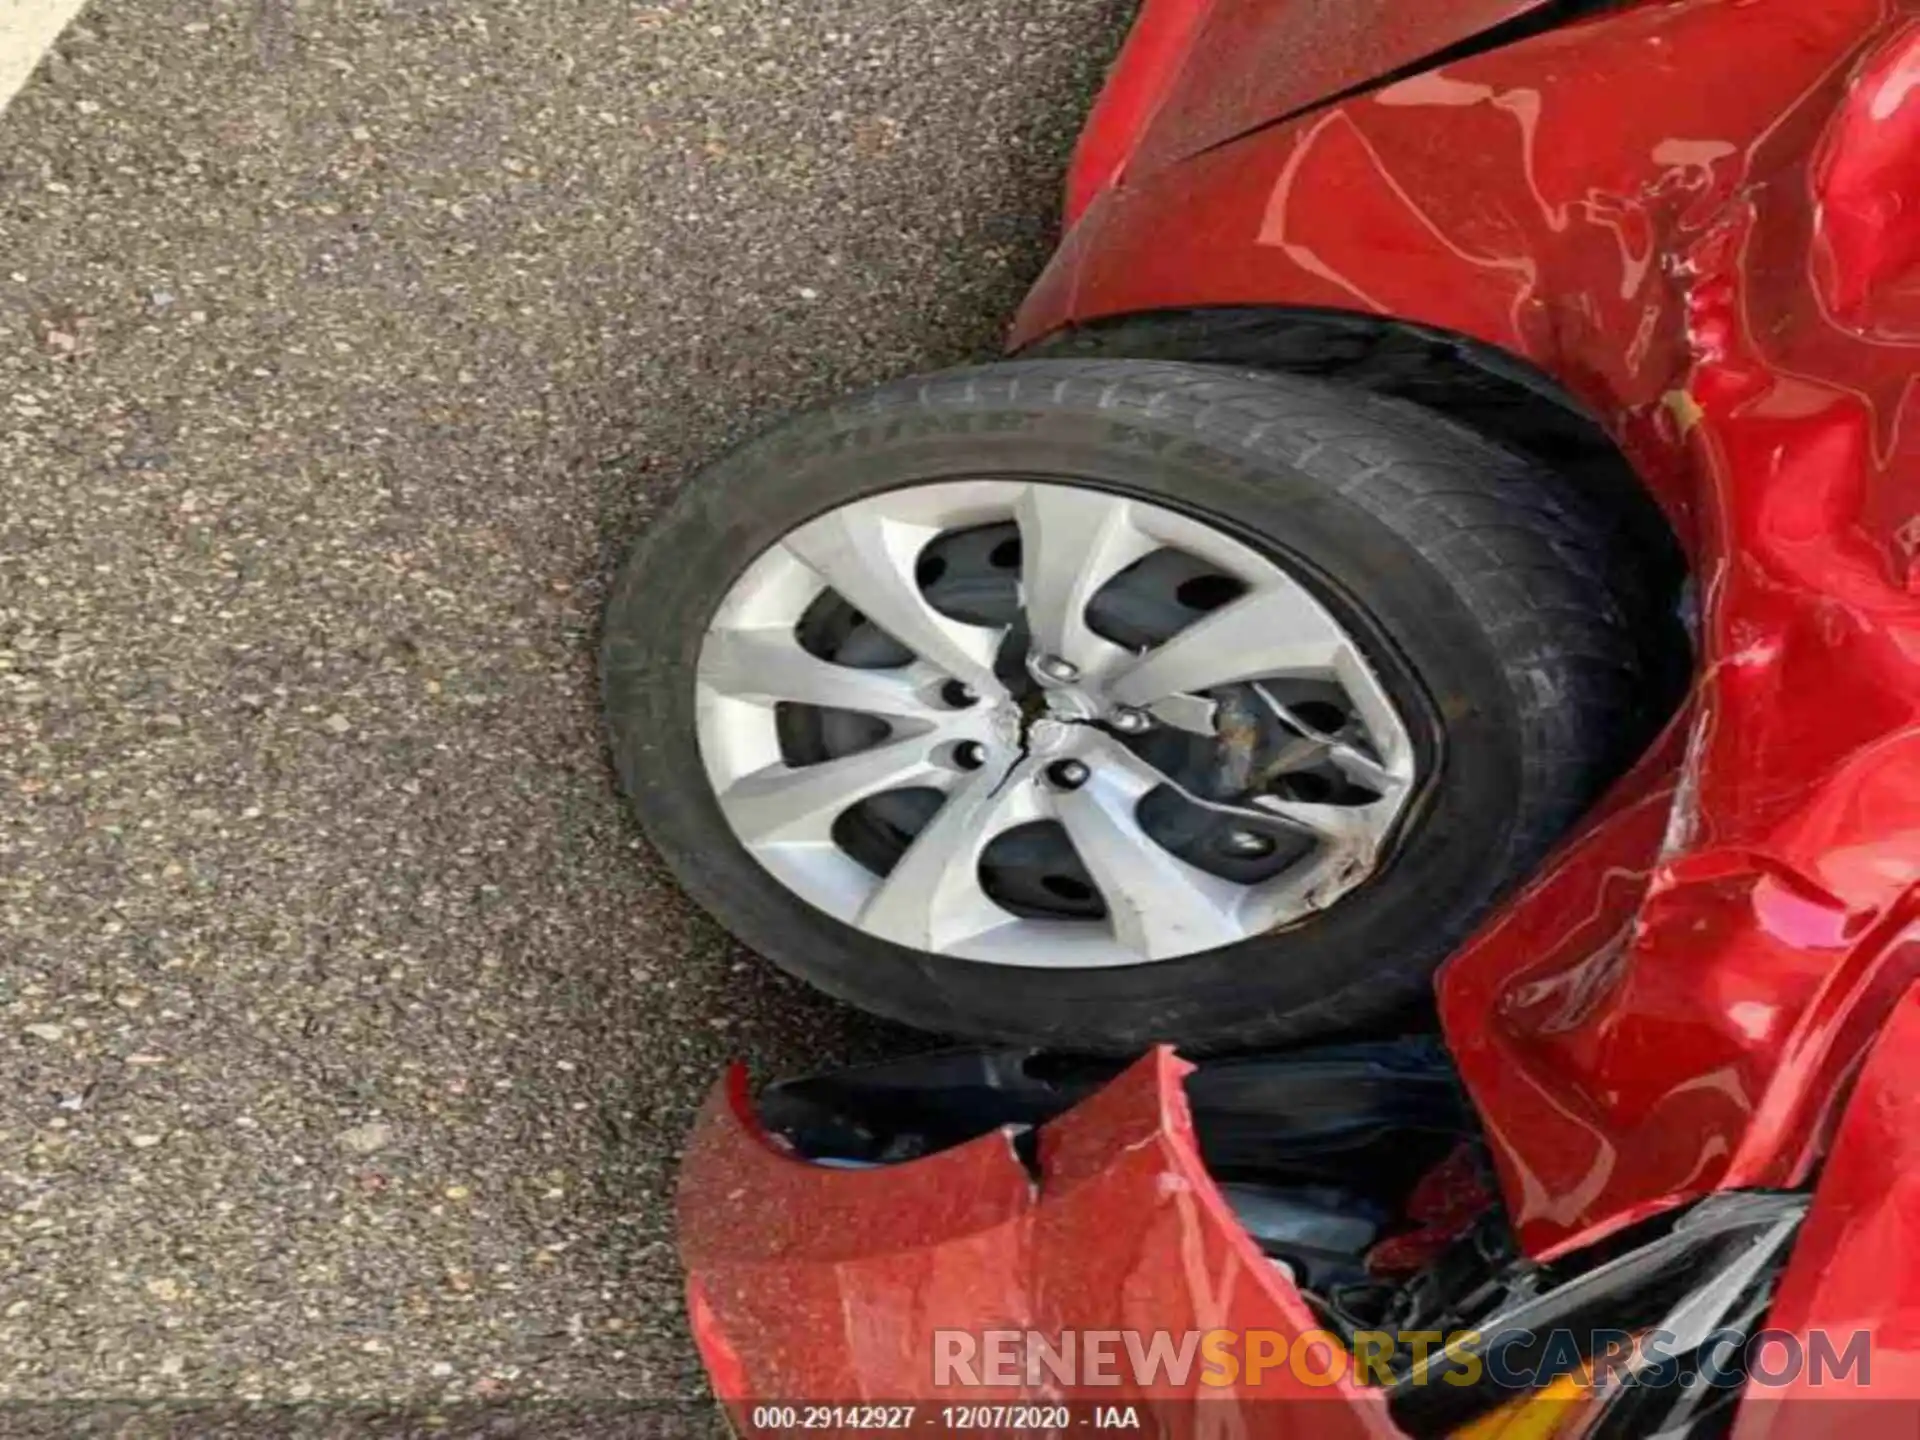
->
[603, 0, 1920, 1430]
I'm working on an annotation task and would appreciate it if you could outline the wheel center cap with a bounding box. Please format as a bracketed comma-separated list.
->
[1002, 683, 1099, 761]
[995, 686, 1098, 759]
[988, 704, 1025, 750]
[1025, 717, 1074, 757]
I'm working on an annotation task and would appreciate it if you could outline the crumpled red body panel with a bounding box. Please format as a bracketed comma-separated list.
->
[679, 1052, 1400, 1432]
[1014, 0, 1920, 1259]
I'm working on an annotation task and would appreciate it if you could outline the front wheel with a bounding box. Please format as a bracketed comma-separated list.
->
[602, 361, 1662, 1053]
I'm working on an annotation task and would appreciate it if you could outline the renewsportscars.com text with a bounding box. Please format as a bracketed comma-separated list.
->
[933, 1327, 1871, 1391]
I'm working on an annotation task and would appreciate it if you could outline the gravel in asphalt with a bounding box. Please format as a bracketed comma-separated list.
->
[0, 0, 1129, 1406]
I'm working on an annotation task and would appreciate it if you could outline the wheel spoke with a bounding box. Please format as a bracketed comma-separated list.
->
[1325, 742, 1403, 796]
[1142, 692, 1220, 738]
[783, 503, 1003, 694]
[857, 762, 1044, 951]
[1054, 738, 1247, 958]
[719, 737, 945, 847]
[1015, 484, 1156, 681]
[1106, 582, 1350, 708]
[1253, 795, 1396, 865]
[700, 627, 947, 727]
[1250, 683, 1407, 796]
[1264, 731, 1332, 775]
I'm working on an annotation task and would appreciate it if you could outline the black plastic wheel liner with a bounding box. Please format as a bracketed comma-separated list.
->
[755, 1037, 1476, 1200]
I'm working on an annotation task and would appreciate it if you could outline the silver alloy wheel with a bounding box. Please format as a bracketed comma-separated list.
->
[694, 479, 1417, 969]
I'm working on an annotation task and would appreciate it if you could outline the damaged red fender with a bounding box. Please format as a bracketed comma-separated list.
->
[1064, 0, 1556, 224]
[678, 1050, 1399, 1432]
[1014, 0, 1920, 1259]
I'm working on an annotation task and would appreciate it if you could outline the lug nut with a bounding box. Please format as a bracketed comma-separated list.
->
[1223, 829, 1276, 858]
[1046, 759, 1090, 791]
[955, 742, 989, 771]
[940, 679, 978, 709]
[1033, 654, 1079, 684]
[1110, 706, 1152, 735]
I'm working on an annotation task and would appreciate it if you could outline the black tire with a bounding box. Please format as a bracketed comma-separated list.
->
[602, 360, 1660, 1054]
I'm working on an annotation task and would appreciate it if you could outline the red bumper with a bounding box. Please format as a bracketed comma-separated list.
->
[678, 1050, 1398, 1433]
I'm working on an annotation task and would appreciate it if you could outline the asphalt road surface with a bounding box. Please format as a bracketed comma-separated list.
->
[0, 0, 1129, 1409]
